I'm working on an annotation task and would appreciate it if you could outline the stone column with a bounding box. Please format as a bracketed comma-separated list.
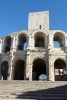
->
[0, 39, 3, 53]
[11, 36, 18, 52]
[26, 50, 33, 81]
[48, 54, 55, 81]
[11, 64, 15, 80]
[26, 63, 32, 81]
[2, 38, 5, 53]
[66, 55, 67, 69]
[47, 34, 53, 48]
[45, 34, 47, 48]
[29, 64, 32, 81]
[65, 36, 67, 52]
[50, 60, 55, 81]
[30, 34, 34, 48]
[27, 35, 30, 49]
[27, 34, 31, 49]
[7, 52, 14, 80]
[26, 51, 30, 80]
[49, 34, 53, 47]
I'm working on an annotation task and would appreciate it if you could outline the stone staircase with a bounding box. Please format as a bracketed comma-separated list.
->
[0, 81, 67, 100]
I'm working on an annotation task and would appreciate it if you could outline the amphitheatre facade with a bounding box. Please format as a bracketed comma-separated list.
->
[0, 11, 67, 81]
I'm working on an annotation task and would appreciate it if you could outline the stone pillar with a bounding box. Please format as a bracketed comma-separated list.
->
[11, 36, 18, 52]
[30, 34, 34, 48]
[26, 50, 33, 81]
[51, 61, 55, 81]
[7, 52, 14, 80]
[66, 55, 67, 69]
[45, 35, 46, 48]
[2, 38, 5, 53]
[26, 51, 30, 80]
[47, 34, 53, 48]
[27, 35, 30, 49]
[48, 54, 55, 81]
[26, 63, 32, 81]
[27, 34, 31, 49]
[65, 36, 67, 52]
[11, 64, 15, 80]
[48, 55, 52, 81]
[29, 63, 32, 81]
[0, 39, 3, 53]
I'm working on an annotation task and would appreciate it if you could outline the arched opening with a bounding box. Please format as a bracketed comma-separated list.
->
[14, 60, 25, 80]
[54, 59, 67, 81]
[4, 36, 11, 53]
[18, 34, 27, 51]
[1, 61, 8, 80]
[32, 58, 46, 80]
[34, 32, 45, 47]
[53, 32, 64, 47]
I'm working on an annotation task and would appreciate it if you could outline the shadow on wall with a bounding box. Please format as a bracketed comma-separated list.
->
[16, 84, 67, 100]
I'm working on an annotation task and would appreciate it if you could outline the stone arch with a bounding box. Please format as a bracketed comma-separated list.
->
[1, 61, 9, 80]
[18, 33, 27, 51]
[54, 58, 67, 81]
[3, 36, 11, 53]
[34, 32, 45, 47]
[53, 31, 65, 47]
[14, 59, 25, 80]
[32, 58, 46, 80]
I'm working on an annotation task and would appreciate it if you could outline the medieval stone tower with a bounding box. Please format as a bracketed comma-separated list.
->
[0, 11, 67, 81]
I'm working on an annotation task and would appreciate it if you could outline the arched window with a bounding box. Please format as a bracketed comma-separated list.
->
[3, 36, 11, 53]
[53, 32, 65, 47]
[18, 34, 27, 51]
[34, 32, 45, 47]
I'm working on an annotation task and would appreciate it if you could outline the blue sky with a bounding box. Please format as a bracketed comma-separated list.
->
[0, 0, 67, 36]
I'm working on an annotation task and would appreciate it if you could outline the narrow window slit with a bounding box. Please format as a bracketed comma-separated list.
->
[39, 25, 41, 29]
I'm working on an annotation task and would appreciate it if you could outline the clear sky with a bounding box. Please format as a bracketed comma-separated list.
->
[0, 0, 67, 36]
